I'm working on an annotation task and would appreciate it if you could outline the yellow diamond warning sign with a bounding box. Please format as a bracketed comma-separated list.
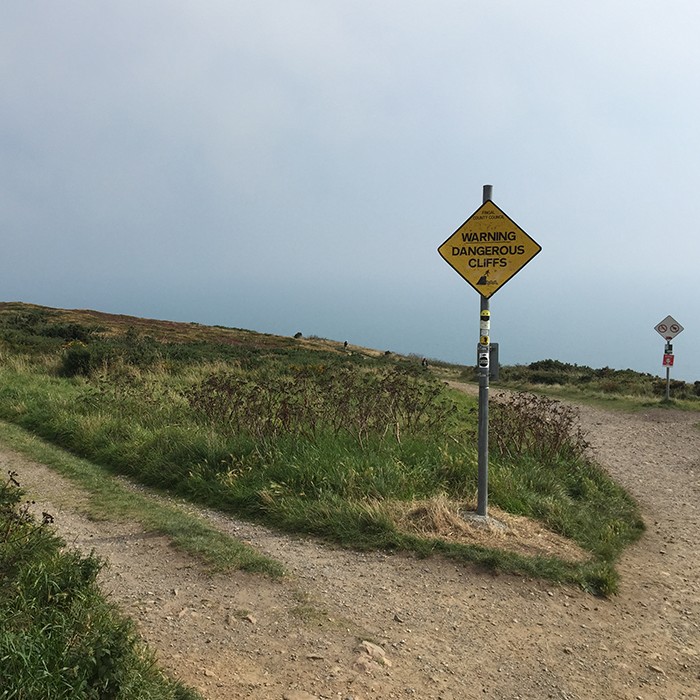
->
[438, 200, 541, 298]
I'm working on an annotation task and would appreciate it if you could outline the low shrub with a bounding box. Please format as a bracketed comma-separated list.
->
[490, 392, 589, 462]
[186, 364, 456, 446]
[60, 342, 115, 377]
[0, 472, 200, 699]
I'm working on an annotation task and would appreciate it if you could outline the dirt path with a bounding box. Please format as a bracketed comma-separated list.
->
[3, 398, 699, 699]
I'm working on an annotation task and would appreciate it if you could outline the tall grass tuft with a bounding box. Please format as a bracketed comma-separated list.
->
[488, 393, 644, 560]
[0, 472, 201, 700]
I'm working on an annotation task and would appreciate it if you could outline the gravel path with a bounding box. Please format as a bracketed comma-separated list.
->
[3, 398, 699, 699]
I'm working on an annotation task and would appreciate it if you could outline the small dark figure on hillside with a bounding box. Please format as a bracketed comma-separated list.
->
[294, 332, 303, 339]
[344, 340, 348, 349]
[421, 357, 429, 369]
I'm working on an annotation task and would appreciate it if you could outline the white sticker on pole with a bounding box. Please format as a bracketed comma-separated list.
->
[654, 315, 684, 340]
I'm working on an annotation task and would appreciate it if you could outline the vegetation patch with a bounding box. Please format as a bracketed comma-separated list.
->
[0, 303, 647, 596]
[495, 357, 700, 402]
[0, 472, 202, 700]
[0, 422, 283, 578]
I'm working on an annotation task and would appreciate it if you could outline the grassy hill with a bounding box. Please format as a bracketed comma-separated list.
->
[0, 302, 648, 596]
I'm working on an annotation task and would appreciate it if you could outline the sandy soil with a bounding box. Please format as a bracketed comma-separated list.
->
[3, 395, 699, 700]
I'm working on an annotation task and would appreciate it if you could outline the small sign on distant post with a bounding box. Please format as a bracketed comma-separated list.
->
[654, 315, 683, 400]
[655, 315, 684, 340]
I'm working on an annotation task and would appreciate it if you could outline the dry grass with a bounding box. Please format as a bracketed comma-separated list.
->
[390, 494, 590, 563]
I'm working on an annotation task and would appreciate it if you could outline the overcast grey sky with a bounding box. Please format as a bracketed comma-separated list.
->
[3, 1, 699, 380]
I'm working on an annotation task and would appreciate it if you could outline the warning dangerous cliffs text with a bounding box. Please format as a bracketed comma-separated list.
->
[450, 230, 525, 269]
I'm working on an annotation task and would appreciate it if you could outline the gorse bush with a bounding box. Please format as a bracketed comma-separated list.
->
[59, 328, 164, 378]
[0, 307, 101, 348]
[60, 342, 114, 377]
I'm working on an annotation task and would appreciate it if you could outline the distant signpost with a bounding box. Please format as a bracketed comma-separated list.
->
[654, 315, 684, 400]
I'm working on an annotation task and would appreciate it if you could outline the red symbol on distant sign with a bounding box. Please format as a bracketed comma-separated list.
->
[663, 354, 674, 367]
[655, 316, 684, 340]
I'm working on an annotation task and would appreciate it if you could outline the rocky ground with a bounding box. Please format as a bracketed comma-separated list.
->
[3, 394, 699, 699]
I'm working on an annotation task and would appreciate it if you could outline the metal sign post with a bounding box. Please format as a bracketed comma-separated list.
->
[654, 315, 684, 400]
[476, 185, 492, 516]
[438, 186, 541, 518]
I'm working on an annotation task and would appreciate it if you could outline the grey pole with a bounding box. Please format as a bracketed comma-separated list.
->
[665, 364, 671, 401]
[476, 184, 492, 517]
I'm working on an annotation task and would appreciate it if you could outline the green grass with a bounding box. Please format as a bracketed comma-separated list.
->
[0, 421, 283, 577]
[0, 476, 202, 700]
[0, 360, 640, 595]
